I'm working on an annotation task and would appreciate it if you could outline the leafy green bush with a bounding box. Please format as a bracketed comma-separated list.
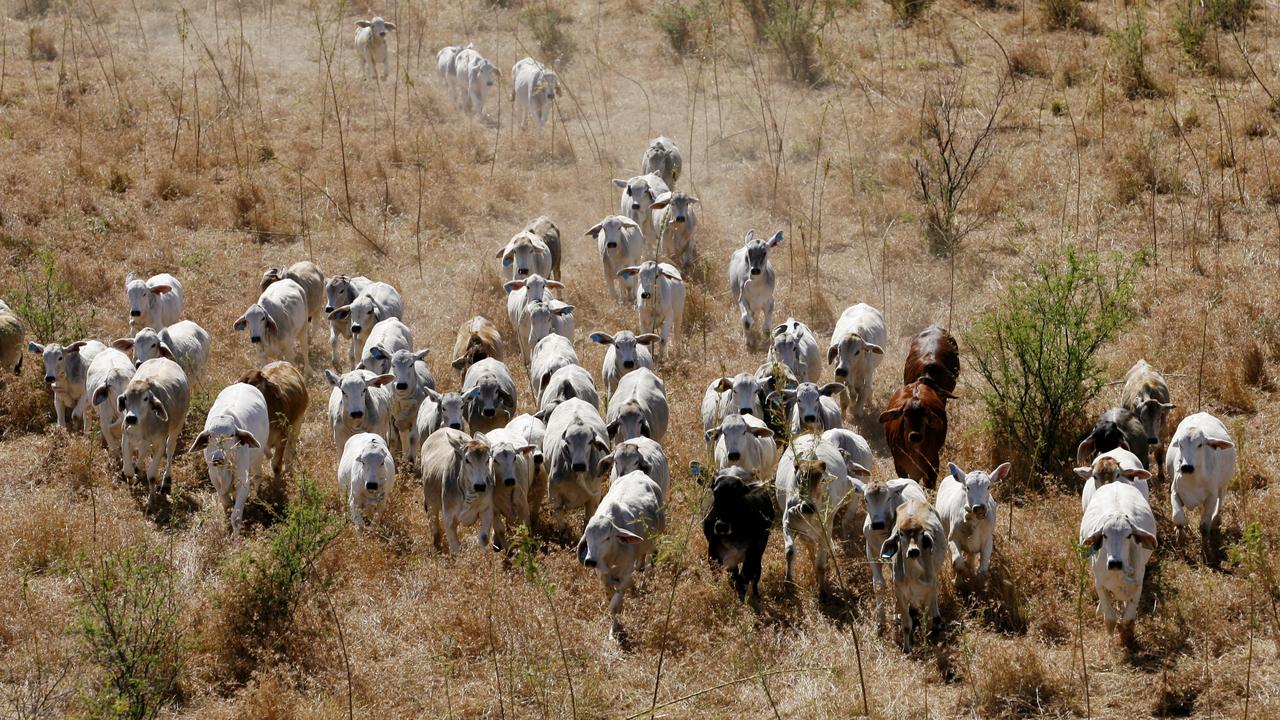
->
[1173, 0, 1256, 66]
[654, 0, 714, 57]
[738, 0, 856, 82]
[967, 249, 1140, 488]
[213, 473, 342, 683]
[17, 250, 91, 345]
[1109, 10, 1162, 99]
[74, 546, 185, 720]
[521, 3, 575, 65]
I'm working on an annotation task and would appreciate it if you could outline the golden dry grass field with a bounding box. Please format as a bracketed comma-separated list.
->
[2, 0, 1280, 717]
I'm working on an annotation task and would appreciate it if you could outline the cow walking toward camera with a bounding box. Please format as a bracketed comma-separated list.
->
[1167, 412, 1236, 561]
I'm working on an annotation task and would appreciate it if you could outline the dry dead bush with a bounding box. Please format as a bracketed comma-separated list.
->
[1110, 133, 1183, 203]
[967, 637, 1078, 717]
[1009, 43, 1050, 79]
[1039, 0, 1098, 33]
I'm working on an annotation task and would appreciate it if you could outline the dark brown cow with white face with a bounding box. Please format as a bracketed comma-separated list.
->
[879, 379, 955, 489]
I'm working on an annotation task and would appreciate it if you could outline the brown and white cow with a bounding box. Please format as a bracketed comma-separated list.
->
[879, 379, 955, 489]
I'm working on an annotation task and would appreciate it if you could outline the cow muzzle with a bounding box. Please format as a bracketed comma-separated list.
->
[350, 325, 363, 335]
[908, 431, 923, 442]
[349, 410, 364, 419]
[803, 414, 816, 425]
[834, 368, 848, 378]
[125, 414, 138, 425]
[504, 476, 516, 487]
[1107, 558, 1123, 571]
[750, 268, 761, 275]
[906, 545, 921, 559]
[583, 558, 597, 568]
[631, 203, 640, 210]
[740, 407, 753, 416]
[727, 451, 740, 462]
[324, 305, 334, 313]
[395, 382, 408, 391]
[1148, 436, 1158, 444]
[482, 408, 495, 417]
[130, 310, 141, 317]
[622, 360, 634, 369]
[473, 482, 487, 493]
[870, 520, 885, 531]
[970, 505, 987, 518]
[366, 481, 379, 492]
[1180, 464, 1195, 474]
[448, 422, 462, 430]
[606, 242, 617, 249]
[44, 375, 55, 384]
[640, 292, 651, 299]
[713, 519, 732, 536]
[675, 216, 685, 223]
[250, 336, 262, 344]
[571, 462, 587, 472]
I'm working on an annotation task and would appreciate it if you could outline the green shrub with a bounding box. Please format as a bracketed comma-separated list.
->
[885, 0, 933, 25]
[17, 250, 91, 345]
[967, 249, 1139, 488]
[1109, 10, 1162, 99]
[521, 3, 575, 65]
[213, 473, 342, 683]
[654, 0, 714, 57]
[1173, 0, 1255, 66]
[737, 0, 856, 82]
[74, 546, 185, 720]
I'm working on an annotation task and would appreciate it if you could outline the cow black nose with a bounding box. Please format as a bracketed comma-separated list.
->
[250, 337, 261, 344]
[631, 203, 640, 210]
[1148, 437, 1158, 444]
[366, 482, 379, 492]
[908, 432, 922, 442]
[1107, 559, 1123, 570]
[125, 414, 138, 425]
[449, 423, 461, 430]
[572, 462, 587, 472]
[907, 547, 921, 558]
[835, 368, 848, 378]
[740, 408, 753, 416]
[482, 408, 495, 417]
[750, 268, 761, 275]
[607, 242, 617, 249]
[1180, 464, 1195, 474]
[350, 410, 363, 419]
[44, 375, 55, 384]
[518, 268, 529, 276]
[800, 502, 815, 515]
[351, 325, 362, 335]
[871, 521, 885, 531]
[675, 216, 685, 222]
[130, 310, 141, 317]
[583, 558, 597, 568]
[727, 451, 740, 461]
[803, 415, 816, 423]
[972, 506, 987, 517]
[714, 519, 732, 535]
[504, 477, 516, 487]
[623, 360, 634, 369]
[641, 292, 651, 299]
[325, 305, 334, 313]
[473, 483, 487, 492]
[396, 382, 408, 390]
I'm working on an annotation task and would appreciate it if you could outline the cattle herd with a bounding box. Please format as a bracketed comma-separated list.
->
[0, 27, 1245, 652]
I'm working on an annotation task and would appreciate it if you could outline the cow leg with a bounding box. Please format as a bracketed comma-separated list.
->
[814, 539, 829, 596]
[162, 431, 179, 494]
[736, 288, 753, 341]
[949, 540, 966, 576]
[121, 429, 135, 479]
[979, 535, 993, 575]
[782, 518, 797, 585]
[1202, 492, 1221, 562]
[1170, 483, 1187, 527]
[231, 468, 252, 535]
[1097, 584, 1117, 634]
[349, 494, 367, 529]
[54, 393, 67, 429]
[445, 514, 462, 554]
[867, 537, 885, 591]
[763, 299, 774, 345]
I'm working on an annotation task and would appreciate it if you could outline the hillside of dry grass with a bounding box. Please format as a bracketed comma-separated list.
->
[2, 0, 1280, 717]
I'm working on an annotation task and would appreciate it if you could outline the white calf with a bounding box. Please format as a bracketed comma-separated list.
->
[125, 272, 183, 332]
[1076, 447, 1151, 512]
[323, 275, 372, 367]
[828, 303, 887, 418]
[936, 462, 1010, 577]
[776, 432, 868, 595]
[339, 432, 395, 529]
[114, 320, 211, 382]
[860, 476, 928, 591]
[641, 136, 683, 188]
[358, 317, 414, 375]
[328, 281, 403, 370]
[577, 469, 665, 639]
[325, 369, 395, 451]
[1080, 482, 1157, 636]
[1167, 412, 1237, 558]
[611, 173, 669, 249]
[650, 192, 698, 269]
[235, 279, 310, 370]
[189, 383, 269, 535]
[86, 348, 135, 461]
[769, 317, 822, 383]
[120, 358, 190, 499]
[453, 46, 499, 115]
[708, 413, 775, 477]
[618, 261, 685, 354]
[512, 57, 558, 129]
[354, 17, 397, 81]
[727, 230, 783, 345]
[604, 367, 669, 443]
[29, 339, 106, 432]
[700, 373, 765, 432]
[591, 330, 659, 396]
[588, 216, 644, 302]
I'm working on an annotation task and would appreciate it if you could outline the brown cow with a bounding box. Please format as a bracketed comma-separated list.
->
[451, 316, 505, 376]
[879, 379, 955, 489]
[903, 325, 960, 394]
[238, 361, 308, 481]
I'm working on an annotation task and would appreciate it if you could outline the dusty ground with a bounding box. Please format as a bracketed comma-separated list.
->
[2, 0, 1280, 717]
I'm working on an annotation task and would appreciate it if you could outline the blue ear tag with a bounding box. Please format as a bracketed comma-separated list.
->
[689, 461, 702, 478]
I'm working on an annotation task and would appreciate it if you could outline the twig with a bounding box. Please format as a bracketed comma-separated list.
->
[319, 577, 355, 720]
[624, 667, 836, 719]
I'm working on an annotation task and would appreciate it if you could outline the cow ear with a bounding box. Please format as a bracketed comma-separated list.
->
[356, 20, 371, 27]
[1207, 438, 1235, 450]
[1132, 526, 1157, 550]
[847, 462, 871, 479]
[866, 343, 885, 355]
[590, 332, 614, 345]
[158, 344, 176, 360]
[149, 284, 172, 295]
[650, 192, 672, 209]
[1080, 532, 1103, 553]
[614, 526, 644, 544]
[767, 231, 783, 248]
[948, 462, 966, 483]
[826, 345, 838, 365]
[636, 333, 661, 345]
[659, 269, 682, 281]
[597, 454, 615, 477]
[370, 374, 395, 387]
[232, 315, 248, 332]
[188, 431, 210, 454]
[612, 178, 627, 188]
[235, 429, 261, 448]
[328, 306, 352, 321]
[714, 377, 733, 392]
[1073, 466, 1092, 479]
[502, 280, 524, 294]
[743, 229, 756, 243]
[264, 315, 279, 334]
[324, 370, 341, 388]
[1117, 436, 1131, 451]
[516, 444, 536, 455]
[879, 534, 899, 559]
[112, 338, 135, 351]
[423, 386, 442, 402]
[414, 349, 430, 361]
[616, 267, 639, 279]
[27, 342, 45, 354]
[688, 196, 700, 204]
[750, 427, 774, 439]
[149, 395, 168, 423]
[619, 217, 641, 229]
[591, 436, 611, 454]
[554, 305, 575, 316]
[383, 21, 396, 30]
[369, 346, 386, 360]
[495, 246, 509, 259]
[878, 409, 903, 424]
[451, 356, 469, 370]
[606, 419, 621, 439]
[1162, 402, 1177, 410]
[704, 428, 721, 444]
[92, 384, 110, 406]
[65, 340, 87, 353]
[819, 382, 845, 397]
[1076, 437, 1096, 466]
[990, 462, 1012, 483]
[1123, 468, 1152, 481]
[584, 223, 604, 237]
[117, 395, 128, 412]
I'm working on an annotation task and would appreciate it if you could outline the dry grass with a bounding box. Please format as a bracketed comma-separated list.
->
[1, 0, 1279, 717]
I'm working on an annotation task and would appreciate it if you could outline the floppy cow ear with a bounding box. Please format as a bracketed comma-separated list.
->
[65, 340, 87, 353]
[590, 332, 614, 345]
[750, 426, 774, 439]
[235, 429, 261, 448]
[383, 21, 396, 30]
[1161, 402, 1177, 410]
[451, 356, 469, 370]
[826, 345, 838, 364]
[112, 338, 135, 351]
[819, 382, 845, 397]
[688, 196, 700, 204]
[554, 305, 575, 316]
[27, 341, 45, 354]
[327, 306, 352, 321]
[636, 333, 661, 345]
[369, 374, 396, 387]
[949, 462, 967, 483]
[1073, 466, 1093, 479]
[149, 395, 169, 423]
[264, 315, 279, 334]
[846, 462, 871, 478]
[117, 395, 128, 412]
[1123, 468, 1152, 481]
[766, 231, 783, 248]
[495, 246, 509, 259]
[188, 431, 210, 454]
[618, 217, 641, 229]
[615, 267, 639, 279]
[878, 408, 903, 424]
[597, 454, 615, 477]
[1207, 438, 1235, 450]
[1132, 526, 1157, 550]
[1075, 436, 1096, 466]
[659, 269, 681, 281]
[714, 376, 733, 392]
[414, 349, 431, 361]
[612, 178, 628, 188]
[879, 535, 900, 559]
[614, 525, 644, 544]
[584, 223, 604, 237]
[591, 436, 611, 454]
[324, 370, 341, 387]
[650, 192, 672, 209]
[149, 284, 172, 295]
[866, 343, 885, 355]
[233, 315, 248, 332]
[355, 20, 371, 27]
[92, 385, 110, 406]
[502, 280, 525, 294]
[704, 428, 722, 444]
[158, 344, 176, 360]
[606, 419, 622, 439]
[990, 462, 1011, 484]
[1080, 532, 1103, 553]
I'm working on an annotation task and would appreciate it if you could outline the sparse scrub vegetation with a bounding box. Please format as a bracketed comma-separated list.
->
[73, 546, 185, 720]
[654, 0, 715, 56]
[885, 0, 933, 26]
[1110, 9, 1163, 99]
[16, 251, 90, 345]
[1039, 0, 1098, 32]
[521, 3, 575, 65]
[967, 249, 1139, 485]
